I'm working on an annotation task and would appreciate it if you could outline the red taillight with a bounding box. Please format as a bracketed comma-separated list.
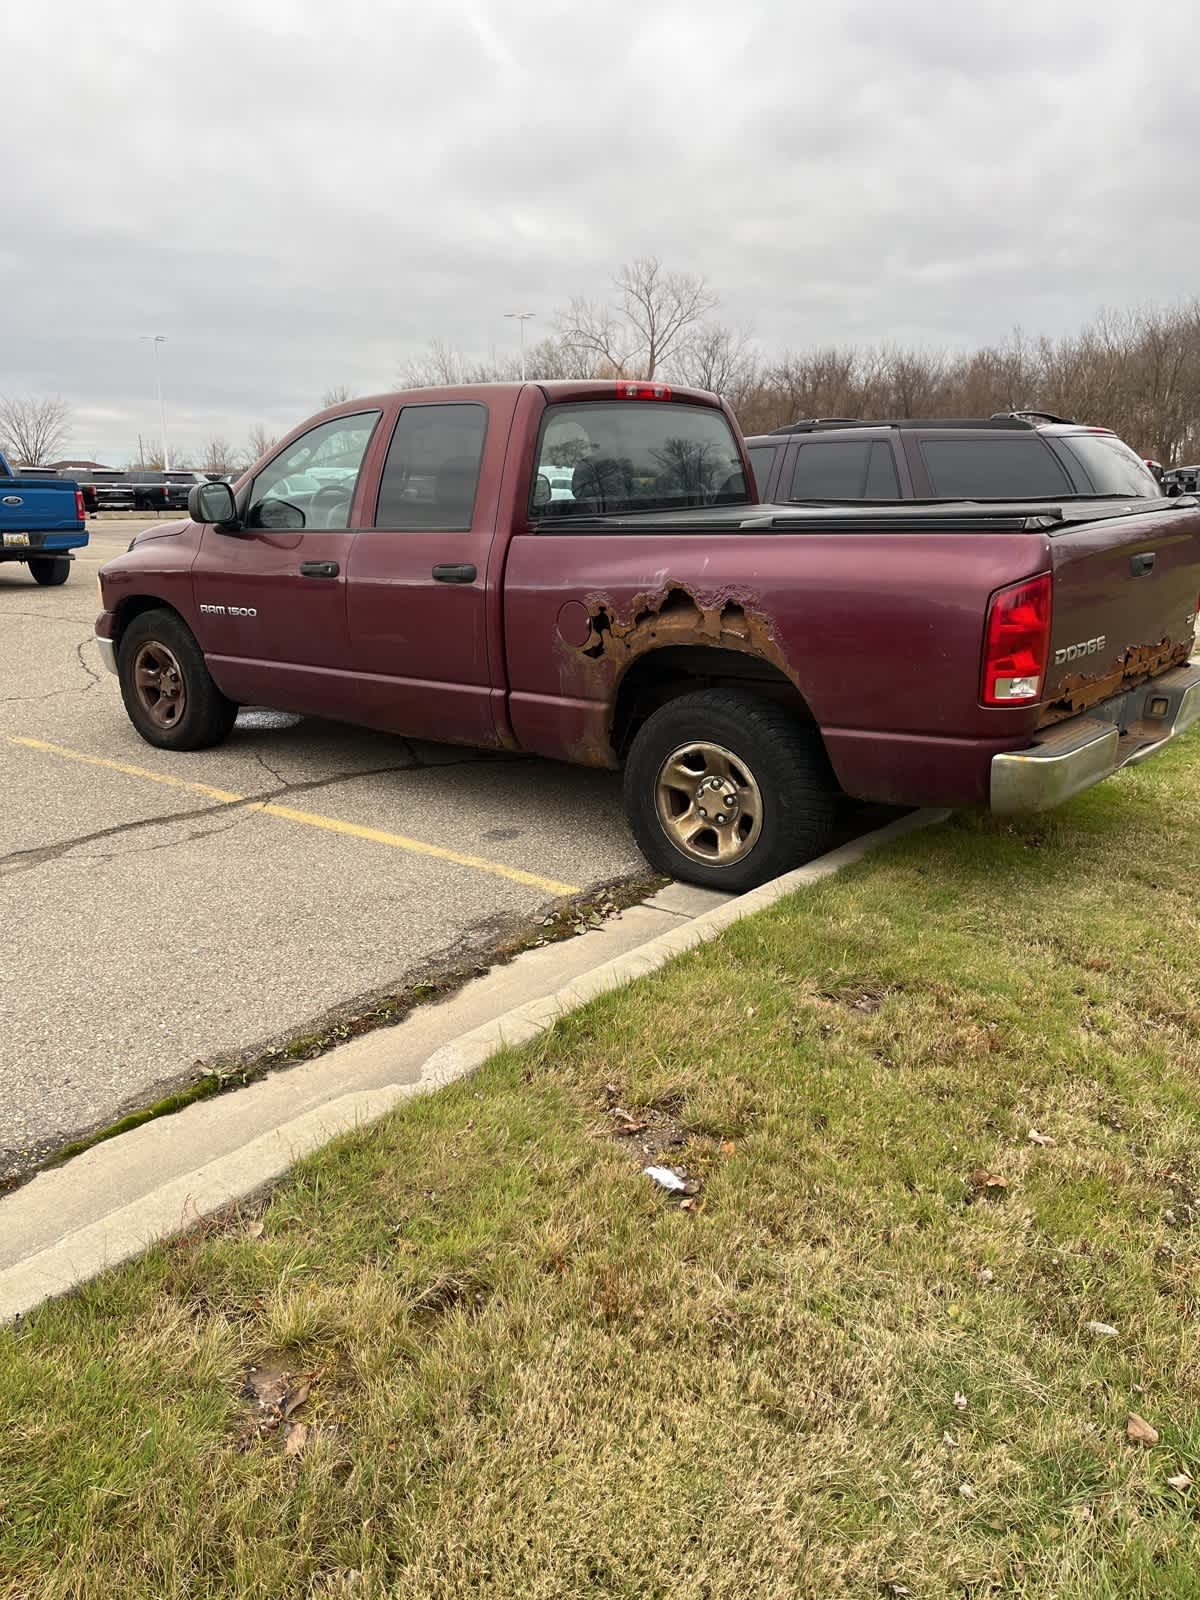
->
[74, 489, 86, 520]
[981, 573, 1052, 707]
[616, 381, 673, 400]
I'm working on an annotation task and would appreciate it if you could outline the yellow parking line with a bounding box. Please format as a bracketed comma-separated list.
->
[8, 735, 580, 897]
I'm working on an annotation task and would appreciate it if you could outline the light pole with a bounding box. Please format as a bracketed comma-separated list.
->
[140, 334, 169, 469]
[503, 312, 536, 380]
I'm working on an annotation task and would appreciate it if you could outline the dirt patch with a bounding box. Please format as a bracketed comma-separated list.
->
[234, 1356, 321, 1452]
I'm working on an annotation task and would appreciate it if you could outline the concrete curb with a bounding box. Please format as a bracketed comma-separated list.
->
[0, 807, 948, 1321]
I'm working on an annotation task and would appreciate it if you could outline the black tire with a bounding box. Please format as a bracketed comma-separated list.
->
[117, 608, 238, 750]
[623, 688, 837, 891]
[28, 557, 70, 587]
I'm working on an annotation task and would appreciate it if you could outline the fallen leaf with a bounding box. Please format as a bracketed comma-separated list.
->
[719, 1140, 736, 1155]
[246, 1221, 265, 1239]
[969, 1169, 1008, 1190]
[284, 1422, 309, 1456]
[1086, 1321, 1119, 1339]
[942, 1431, 959, 1448]
[680, 1197, 706, 1214]
[281, 1380, 311, 1420]
[643, 1166, 688, 1194]
[958, 1483, 976, 1499]
[1167, 1471, 1193, 1491]
[1028, 1129, 1055, 1147]
[954, 1391, 968, 1411]
[1127, 1413, 1160, 1447]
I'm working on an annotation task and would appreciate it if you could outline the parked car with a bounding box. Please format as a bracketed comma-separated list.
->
[95, 382, 1200, 889]
[745, 411, 1164, 504]
[1163, 465, 1200, 497]
[0, 451, 87, 584]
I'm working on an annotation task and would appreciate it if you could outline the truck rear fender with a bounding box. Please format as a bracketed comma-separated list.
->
[611, 643, 818, 758]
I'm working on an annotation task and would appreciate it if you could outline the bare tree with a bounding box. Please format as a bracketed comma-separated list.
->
[559, 257, 718, 380]
[245, 424, 279, 466]
[321, 385, 351, 407]
[0, 395, 72, 466]
[673, 324, 755, 398]
[201, 436, 242, 473]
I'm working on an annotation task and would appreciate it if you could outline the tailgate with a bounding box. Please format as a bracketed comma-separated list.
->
[0, 481, 78, 532]
[1040, 503, 1200, 724]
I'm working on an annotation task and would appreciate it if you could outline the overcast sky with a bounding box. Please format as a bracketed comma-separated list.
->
[2, 0, 1198, 464]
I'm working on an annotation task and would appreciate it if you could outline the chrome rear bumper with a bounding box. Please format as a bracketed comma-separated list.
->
[990, 660, 1200, 813]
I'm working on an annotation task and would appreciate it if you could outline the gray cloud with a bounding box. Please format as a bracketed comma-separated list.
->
[1, 0, 1197, 462]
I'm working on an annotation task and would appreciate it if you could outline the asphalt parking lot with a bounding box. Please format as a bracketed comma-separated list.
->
[1, 521, 649, 1180]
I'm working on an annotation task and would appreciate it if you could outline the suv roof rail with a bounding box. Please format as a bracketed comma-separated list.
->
[990, 409, 1077, 426]
[767, 417, 863, 435]
[769, 416, 1037, 435]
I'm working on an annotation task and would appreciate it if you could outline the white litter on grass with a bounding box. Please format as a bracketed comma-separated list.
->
[643, 1166, 688, 1194]
[1085, 1321, 1119, 1338]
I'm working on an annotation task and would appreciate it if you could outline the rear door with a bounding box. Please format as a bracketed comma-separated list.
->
[344, 398, 502, 746]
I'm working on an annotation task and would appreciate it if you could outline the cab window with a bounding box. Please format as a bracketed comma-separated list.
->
[246, 413, 381, 530]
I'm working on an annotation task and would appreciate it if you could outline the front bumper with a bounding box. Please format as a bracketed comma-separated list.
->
[991, 660, 1200, 812]
[95, 634, 117, 675]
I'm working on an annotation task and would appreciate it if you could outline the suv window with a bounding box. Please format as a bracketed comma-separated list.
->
[247, 413, 380, 530]
[747, 443, 777, 499]
[533, 402, 748, 518]
[920, 436, 1072, 498]
[1058, 433, 1160, 497]
[374, 404, 488, 530]
[789, 439, 899, 499]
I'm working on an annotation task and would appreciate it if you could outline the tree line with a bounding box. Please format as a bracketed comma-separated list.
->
[6, 269, 1200, 471]
[402, 262, 1200, 465]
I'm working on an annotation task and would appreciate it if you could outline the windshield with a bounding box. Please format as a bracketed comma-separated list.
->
[1060, 433, 1160, 497]
[533, 401, 749, 518]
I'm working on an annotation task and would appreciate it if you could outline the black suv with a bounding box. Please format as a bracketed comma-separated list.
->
[745, 411, 1162, 503]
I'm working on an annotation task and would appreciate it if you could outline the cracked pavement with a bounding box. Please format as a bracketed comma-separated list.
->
[0, 523, 646, 1180]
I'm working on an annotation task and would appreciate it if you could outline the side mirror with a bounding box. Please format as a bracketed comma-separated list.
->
[189, 480, 239, 527]
[532, 472, 552, 510]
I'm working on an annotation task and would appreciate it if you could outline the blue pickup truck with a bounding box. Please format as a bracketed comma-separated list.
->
[0, 452, 88, 585]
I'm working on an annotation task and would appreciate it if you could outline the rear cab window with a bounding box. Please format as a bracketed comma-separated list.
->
[919, 436, 1073, 499]
[532, 401, 749, 518]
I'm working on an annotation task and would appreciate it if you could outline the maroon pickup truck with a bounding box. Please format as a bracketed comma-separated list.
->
[95, 381, 1200, 890]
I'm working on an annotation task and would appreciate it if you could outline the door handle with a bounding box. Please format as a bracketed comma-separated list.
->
[432, 563, 477, 583]
[1130, 552, 1156, 577]
[299, 560, 339, 578]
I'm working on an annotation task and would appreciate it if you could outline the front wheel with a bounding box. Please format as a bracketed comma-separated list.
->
[117, 608, 238, 750]
[28, 557, 70, 586]
[623, 688, 837, 891]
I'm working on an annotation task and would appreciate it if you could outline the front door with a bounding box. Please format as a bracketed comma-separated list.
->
[345, 401, 498, 747]
[191, 411, 381, 710]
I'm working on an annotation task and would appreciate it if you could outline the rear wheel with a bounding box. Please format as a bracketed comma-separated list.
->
[623, 688, 837, 891]
[117, 609, 237, 750]
[28, 557, 70, 586]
